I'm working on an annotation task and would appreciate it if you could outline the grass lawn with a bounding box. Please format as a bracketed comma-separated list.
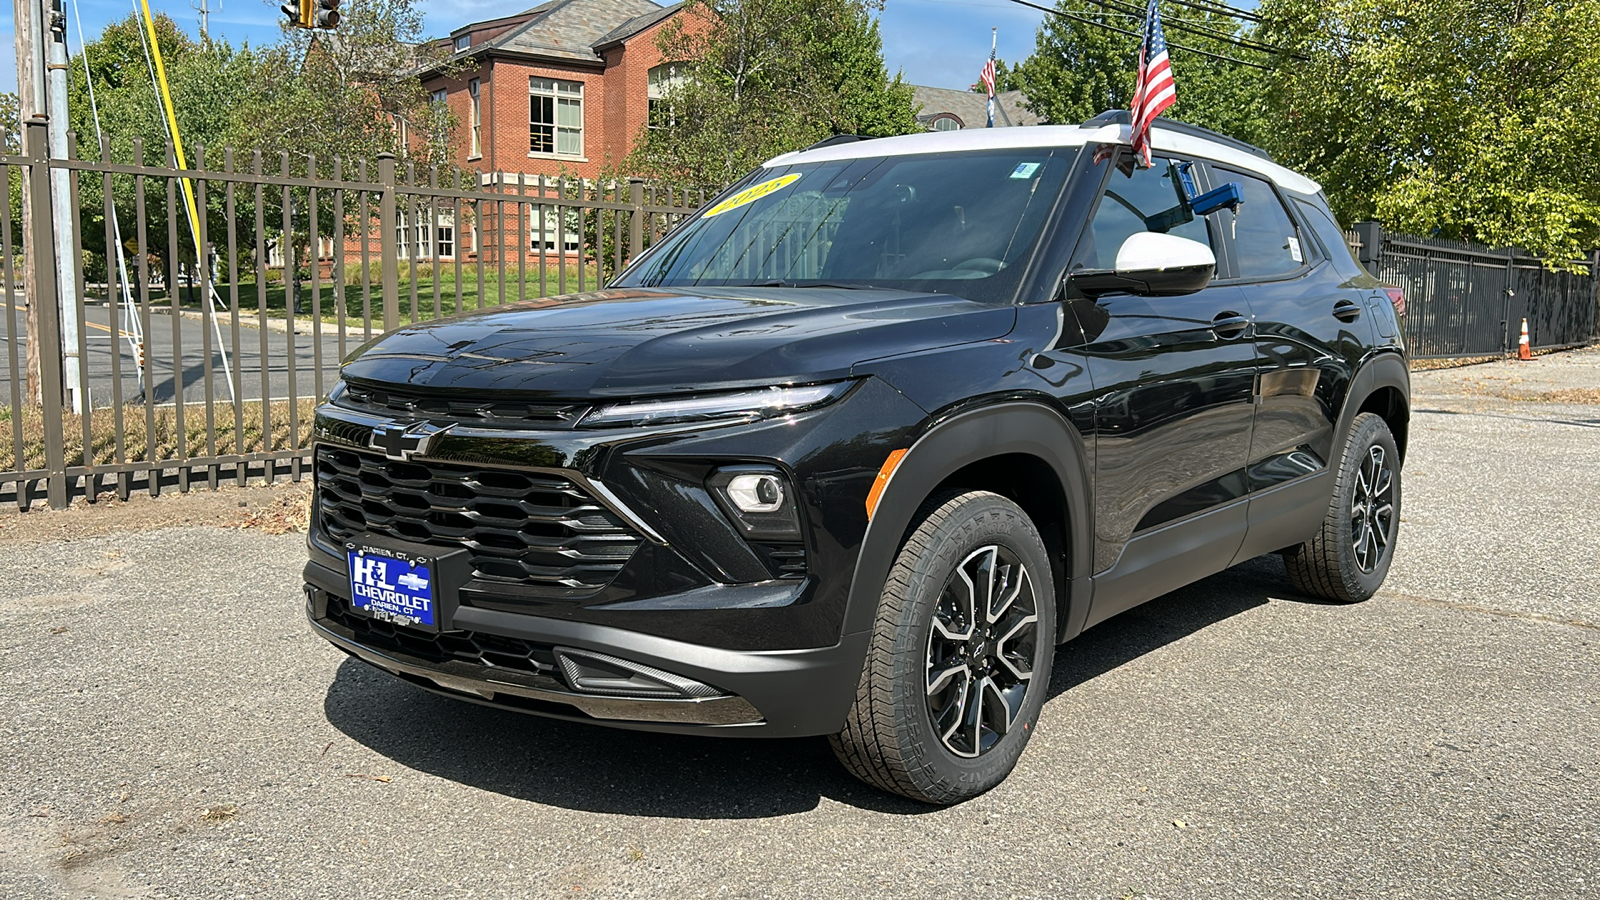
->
[4, 398, 318, 471]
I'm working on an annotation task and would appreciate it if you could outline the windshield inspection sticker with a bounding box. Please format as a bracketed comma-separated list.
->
[704, 173, 803, 218]
[1010, 162, 1042, 179]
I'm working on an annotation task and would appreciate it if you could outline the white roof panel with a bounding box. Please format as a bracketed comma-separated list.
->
[765, 122, 1321, 196]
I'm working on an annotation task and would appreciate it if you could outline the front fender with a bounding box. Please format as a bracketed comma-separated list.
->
[843, 402, 1095, 644]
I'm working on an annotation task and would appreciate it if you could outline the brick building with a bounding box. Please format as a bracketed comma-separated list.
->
[339, 0, 699, 268]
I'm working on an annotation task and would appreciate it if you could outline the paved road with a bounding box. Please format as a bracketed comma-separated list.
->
[1, 351, 1597, 899]
[0, 297, 352, 407]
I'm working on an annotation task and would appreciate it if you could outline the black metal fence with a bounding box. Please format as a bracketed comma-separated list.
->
[1349, 225, 1600, 359]
[1, 117, 702, 510]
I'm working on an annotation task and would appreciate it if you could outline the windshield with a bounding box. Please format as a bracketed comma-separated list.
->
[615, 148, 1073, 304]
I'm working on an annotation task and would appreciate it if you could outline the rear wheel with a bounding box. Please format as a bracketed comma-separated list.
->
[1284, 412, 1401, 602]
[829, 491, 1055, 804]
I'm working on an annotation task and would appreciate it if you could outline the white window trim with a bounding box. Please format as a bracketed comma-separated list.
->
[529, 76, 584, 159]
[468, 78, 481, 160]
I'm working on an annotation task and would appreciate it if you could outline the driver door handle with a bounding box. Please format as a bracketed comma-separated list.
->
[1212, 311, 1251, 339]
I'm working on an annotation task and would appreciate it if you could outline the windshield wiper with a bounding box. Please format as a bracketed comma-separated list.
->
[744, 280, 875, 291]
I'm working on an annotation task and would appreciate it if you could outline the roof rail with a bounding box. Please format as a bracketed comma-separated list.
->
[1079, 110, 1272, 161]
[804, 134, 866, 151]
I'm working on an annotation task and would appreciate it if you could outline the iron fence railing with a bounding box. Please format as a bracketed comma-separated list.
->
[1348, 226, 1600, 360]
[1, 117, 701, 510]
[5, 114, 1598, 512]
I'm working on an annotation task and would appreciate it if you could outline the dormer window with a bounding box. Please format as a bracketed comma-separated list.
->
[455, 34, 470, 52]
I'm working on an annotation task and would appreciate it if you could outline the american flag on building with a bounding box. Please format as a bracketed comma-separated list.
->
[1130, 0, 1177, 167]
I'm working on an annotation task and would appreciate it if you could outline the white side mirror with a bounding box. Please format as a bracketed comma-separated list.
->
[1114, 231, 1216, 275]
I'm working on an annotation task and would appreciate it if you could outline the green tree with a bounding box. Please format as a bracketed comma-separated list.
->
[231, 0, 459, 173]
[1257, 0, 1600, 263]
[629, 0, 921, 186]
[65, 14, 268, 278]
[1012, 0, 1271, 145]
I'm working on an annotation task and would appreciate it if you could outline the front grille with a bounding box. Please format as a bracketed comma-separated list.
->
[315, 445, 641, 594]
[334, 382, 588, 429]
[323, 593, 558, 678]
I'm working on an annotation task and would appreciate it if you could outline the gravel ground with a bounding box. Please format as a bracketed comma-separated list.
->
[2, 350, 1597, 900]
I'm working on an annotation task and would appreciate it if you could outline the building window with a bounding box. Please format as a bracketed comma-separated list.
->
[454, 34, 470, 52]
[530, 205, 581, 252]
[530, 77, 582, 157]
[648, 64, 685, 129]
[468, 78, 481, 158]
[429, 88, 446, 105]
[436, 217, 455, 259]
[932, 115, 962, 131]
[396, 210, 456, 260]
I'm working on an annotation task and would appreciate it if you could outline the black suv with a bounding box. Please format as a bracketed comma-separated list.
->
[306, 114, 1409, 804]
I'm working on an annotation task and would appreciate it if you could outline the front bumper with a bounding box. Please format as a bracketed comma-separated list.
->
[306, 568, 870, 737]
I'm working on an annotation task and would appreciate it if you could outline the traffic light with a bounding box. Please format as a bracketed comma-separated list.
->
[280, 0, 336, 29]
[280, 0, 311, 28]
[313, 0, 340, 28]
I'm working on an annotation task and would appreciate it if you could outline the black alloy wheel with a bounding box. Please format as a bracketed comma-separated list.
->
[925, 544, 1041, 759]
[1285, 412, 1402, 603]
[830, 491, 1056, 804]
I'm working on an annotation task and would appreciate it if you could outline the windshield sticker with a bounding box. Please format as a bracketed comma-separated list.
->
[704, 174, 803, 218]
[1010, 162, 1041, 179]
[1288, 236, 1303, 263]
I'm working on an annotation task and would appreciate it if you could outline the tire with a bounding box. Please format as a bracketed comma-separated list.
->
[1284, 412, 1402, 603]
[829, 491, 1056, 805]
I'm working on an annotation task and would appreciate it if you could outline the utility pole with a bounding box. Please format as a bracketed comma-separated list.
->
[196, 0, 210, 40]
[14, 0, 47, 405]
[46, 0, 87, 414]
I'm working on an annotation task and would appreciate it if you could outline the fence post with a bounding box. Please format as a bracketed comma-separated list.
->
[25, 117, 68, 509]
[1353, 221, 1383, 278]
[628, 178, 645, 261]
[377, 152, 400, 330]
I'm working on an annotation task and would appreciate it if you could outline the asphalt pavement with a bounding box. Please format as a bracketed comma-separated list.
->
[0, 296, 351, 407]
[1, 349, 1597, 899]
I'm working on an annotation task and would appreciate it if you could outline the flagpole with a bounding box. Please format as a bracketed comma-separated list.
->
[987, 28, 996, 128]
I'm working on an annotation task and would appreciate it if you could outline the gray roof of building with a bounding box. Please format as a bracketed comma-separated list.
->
[910, 84, 1042, 129]
[464, 0, 669, 65]
[593, 4, 681, 49]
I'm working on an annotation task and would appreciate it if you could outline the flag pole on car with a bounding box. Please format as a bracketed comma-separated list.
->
[1130, 0, 1177, 167]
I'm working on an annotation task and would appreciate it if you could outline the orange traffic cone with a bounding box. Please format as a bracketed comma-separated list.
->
[1517, 318, 1532, 361]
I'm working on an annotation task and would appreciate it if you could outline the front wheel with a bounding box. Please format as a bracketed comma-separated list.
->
[829, 491, 1056, 804]
[1284, 412, 1402, 603]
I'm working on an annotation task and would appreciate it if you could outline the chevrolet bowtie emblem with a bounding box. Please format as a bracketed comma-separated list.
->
[368, 421, 449, 461]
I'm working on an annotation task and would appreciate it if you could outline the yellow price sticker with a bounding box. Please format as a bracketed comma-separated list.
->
[703, 174, 802, 218]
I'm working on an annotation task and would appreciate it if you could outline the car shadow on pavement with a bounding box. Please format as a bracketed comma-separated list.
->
[322, 554, 1298, 817]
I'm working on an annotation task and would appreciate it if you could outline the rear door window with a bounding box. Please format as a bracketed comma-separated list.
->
[1217, 170, 1306, 280]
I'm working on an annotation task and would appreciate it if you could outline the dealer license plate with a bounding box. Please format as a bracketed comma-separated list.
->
[347, 547, 438, 629]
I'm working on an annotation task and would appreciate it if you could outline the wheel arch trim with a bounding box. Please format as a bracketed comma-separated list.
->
[1337, 352, 1411, 468]
[843, 401, 1094, 644]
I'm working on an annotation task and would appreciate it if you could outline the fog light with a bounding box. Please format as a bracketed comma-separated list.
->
[707, 465, 802, 540]
[726, 473, 785, 513]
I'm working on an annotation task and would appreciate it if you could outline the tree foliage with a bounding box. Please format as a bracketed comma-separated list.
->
[1012, 0, 1271, 144]
[61, 2, 456, 276]
[232, 0, 459, 173]
[629, 0, 922, 186]
[1256, 0, 1600, 262]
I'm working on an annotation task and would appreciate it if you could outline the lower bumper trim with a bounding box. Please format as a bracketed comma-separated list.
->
[312, 619, 766, 727]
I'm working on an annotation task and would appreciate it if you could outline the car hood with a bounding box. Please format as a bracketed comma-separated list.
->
[339, 287, 1016, 398]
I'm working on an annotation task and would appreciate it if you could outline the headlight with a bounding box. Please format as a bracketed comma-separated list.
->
[577, 382, 852, 429]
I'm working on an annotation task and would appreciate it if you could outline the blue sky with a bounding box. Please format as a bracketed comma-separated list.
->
[2, 0, 1062, 96]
